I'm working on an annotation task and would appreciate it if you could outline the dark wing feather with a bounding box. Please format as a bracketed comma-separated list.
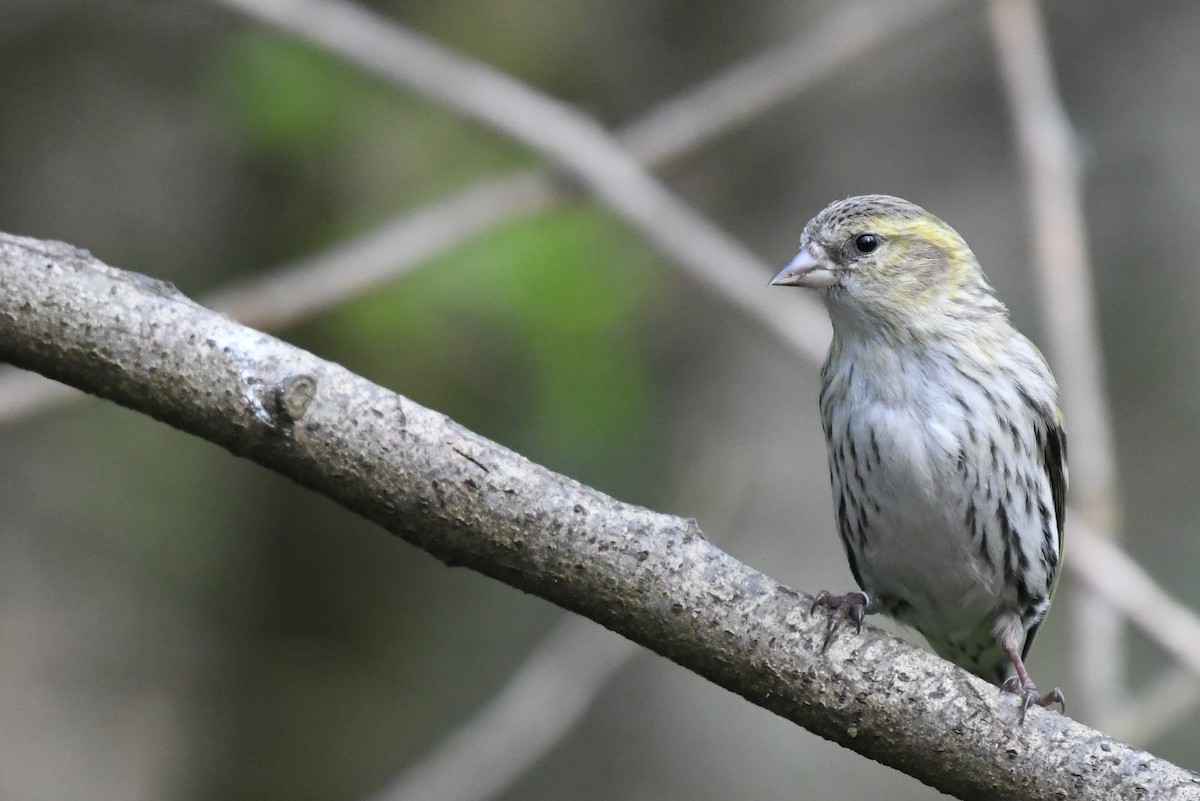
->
[1021, 412, 1068, 660]
[1046, 418, 1068, 557]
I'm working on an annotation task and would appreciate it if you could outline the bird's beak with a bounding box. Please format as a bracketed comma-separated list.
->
[770, 247, 839, 289]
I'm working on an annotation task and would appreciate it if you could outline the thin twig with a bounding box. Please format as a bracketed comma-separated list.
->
[987, 0, 1125, 720]
[619, 0, 961, 165]
[1099, 667, 1200, 747]
[1068, 520, 1200, 684]
[1068, 516, 1200, 744]
[208, 173, 554, 328]
[364, 616, 638, 801]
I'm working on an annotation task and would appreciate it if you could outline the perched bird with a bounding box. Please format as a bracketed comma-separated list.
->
[770, 195, 1066, 721]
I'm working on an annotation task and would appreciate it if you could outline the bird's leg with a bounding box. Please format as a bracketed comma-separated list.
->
[1000, 644, 1065, 723]
[810, 590, 872, 652]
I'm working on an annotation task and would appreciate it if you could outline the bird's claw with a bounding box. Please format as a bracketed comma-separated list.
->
[1001, 677, 1066, 723]
[810, 590, 868, 652]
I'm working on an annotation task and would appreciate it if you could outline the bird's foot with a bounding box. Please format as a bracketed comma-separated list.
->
[810, 590, 870, 653]
[1001, 677, 1066, 723]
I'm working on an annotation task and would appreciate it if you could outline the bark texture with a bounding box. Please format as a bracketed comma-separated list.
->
[1, 232, 1197, 800]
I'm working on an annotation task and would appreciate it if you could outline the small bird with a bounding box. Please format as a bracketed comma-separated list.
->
[771, 195, 1066, 721]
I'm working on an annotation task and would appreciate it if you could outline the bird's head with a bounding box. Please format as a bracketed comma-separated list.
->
[771, 195, 1003, 343]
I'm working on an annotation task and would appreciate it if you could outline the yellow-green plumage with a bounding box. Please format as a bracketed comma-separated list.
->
[772, 195, 1066, 721]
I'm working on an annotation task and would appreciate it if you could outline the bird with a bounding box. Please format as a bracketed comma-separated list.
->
[770, 194, 1066, 721]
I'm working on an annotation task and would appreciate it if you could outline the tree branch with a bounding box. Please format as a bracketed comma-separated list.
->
[2, 234, 1196, 800]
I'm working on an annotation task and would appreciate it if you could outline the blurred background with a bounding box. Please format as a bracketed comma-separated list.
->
[1, 0, 1198, 798]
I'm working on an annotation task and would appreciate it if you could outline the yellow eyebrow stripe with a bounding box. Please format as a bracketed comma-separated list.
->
[867, 215, 968, 257]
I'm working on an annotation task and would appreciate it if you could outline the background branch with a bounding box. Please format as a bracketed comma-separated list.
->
[2, 234, 1196, 801]
[988, 0, 1125, 719]
[0, 0, 949, 425]
[364, 615, 638, 801]
[207, 0, 831, 365]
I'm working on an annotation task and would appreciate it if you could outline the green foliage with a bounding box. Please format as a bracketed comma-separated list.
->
[202, 29, 540, 273]
[205, 31, 367, 156]
[204, 31, 527, 183]
[322, 205, 663, 487]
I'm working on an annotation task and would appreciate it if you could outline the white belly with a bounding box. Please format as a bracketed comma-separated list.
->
[848, 403, 1001, 639]
[819, 338, 1055, 646]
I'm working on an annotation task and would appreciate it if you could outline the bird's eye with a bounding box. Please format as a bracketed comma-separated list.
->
[854, 233, 879, 254]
